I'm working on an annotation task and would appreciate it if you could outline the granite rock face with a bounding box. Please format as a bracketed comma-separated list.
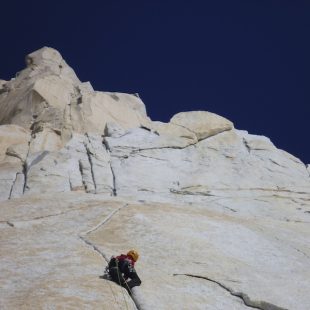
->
[0, 47, 150, 145]
[0, 47, 309, 310]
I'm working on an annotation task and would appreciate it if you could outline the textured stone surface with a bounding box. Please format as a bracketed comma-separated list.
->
[0, 48, 309, 309]
[88, 198, 310, 310]
[103, 128, 309, 198]
[1, 192, 309, 309]
[0, 47, 151, 143]
[0, 125, 30, 200]
[0, 193, 136, 310]
[170, 111, 234, 141]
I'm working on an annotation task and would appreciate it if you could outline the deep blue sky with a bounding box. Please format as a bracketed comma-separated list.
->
[1, 1, 309, 163]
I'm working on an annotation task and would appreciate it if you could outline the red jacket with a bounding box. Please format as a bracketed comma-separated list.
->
[109, 254, 141, 285]
[116, 254, 135, 267]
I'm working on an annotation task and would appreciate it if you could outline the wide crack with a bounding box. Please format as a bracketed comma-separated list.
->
[102, 138, 117, 196]
[78, 203, 141, 309]
[22, 135, 34, 194]
[84, 134, 97, 192]
[110, 163, 117, 196]
[8, 173, 18, 200]
[173, 274, 288, 310]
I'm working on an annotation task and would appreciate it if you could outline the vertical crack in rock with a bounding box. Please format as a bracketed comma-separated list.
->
[110, 163, 117, 196]
[67, 172, 73, 192]
[78, 159, 95, 193]
[243, 138, 251, 154]
[22, 135, 33, 193]
[84, 134, 97, 192]
[68, 174, 73, 191]
[78, 160, 87, 192]
[173, 274, 288, 310]
[102, 138, 117, 196]
[78, 136, 96, 193]
[8, 173, 18, 200]
[22, 160, 28, 193]
[78, 204, 140, 309]
[22, 161, 28, 194]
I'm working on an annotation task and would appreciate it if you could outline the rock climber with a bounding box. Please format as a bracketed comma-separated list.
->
[108, 249, 142, 294]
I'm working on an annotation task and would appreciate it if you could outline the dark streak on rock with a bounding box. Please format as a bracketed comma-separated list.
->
[242, 138, 251, 154]
[84, 134, 97, 192]
[28, 150, 49, 170]
[102, 138, 117, 196]
[269, 159, 286, 169]
[110, 163, 117, 196]
[22, 162, 28, 193]
[8, 173, 18, 200]
[78, 160, 86, 192]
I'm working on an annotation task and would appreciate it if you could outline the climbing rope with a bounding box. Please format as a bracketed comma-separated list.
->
[116, 260, 131, 310]
[106, 277, 121, 310]
[103, 261, 127, 310]
[102, 263, 120, 310]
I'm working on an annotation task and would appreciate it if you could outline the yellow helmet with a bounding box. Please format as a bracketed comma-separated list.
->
[127, 249, 139, 262]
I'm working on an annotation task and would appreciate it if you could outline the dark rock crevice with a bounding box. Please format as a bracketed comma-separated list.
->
[173, 273, 287, 310]
[8, 173, 18, 200]
[68, 174, 73, 191]
[0, 221, 15, 227]
[78, 203, 140, 309]
[102, 138, 117, 196]
[78, 159, 87, 192]
[22, 161, 28, 193]
[243, 138, 251, 154]
[110, 163, 117, 196]
[22, 135, 34, 194]
[84, 135, 97, 192]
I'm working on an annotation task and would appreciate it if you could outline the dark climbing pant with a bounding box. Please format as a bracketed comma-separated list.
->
[109, 267, 142, 294]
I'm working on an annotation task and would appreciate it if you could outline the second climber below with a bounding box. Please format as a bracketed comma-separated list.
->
[108, 249, 142, 294]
